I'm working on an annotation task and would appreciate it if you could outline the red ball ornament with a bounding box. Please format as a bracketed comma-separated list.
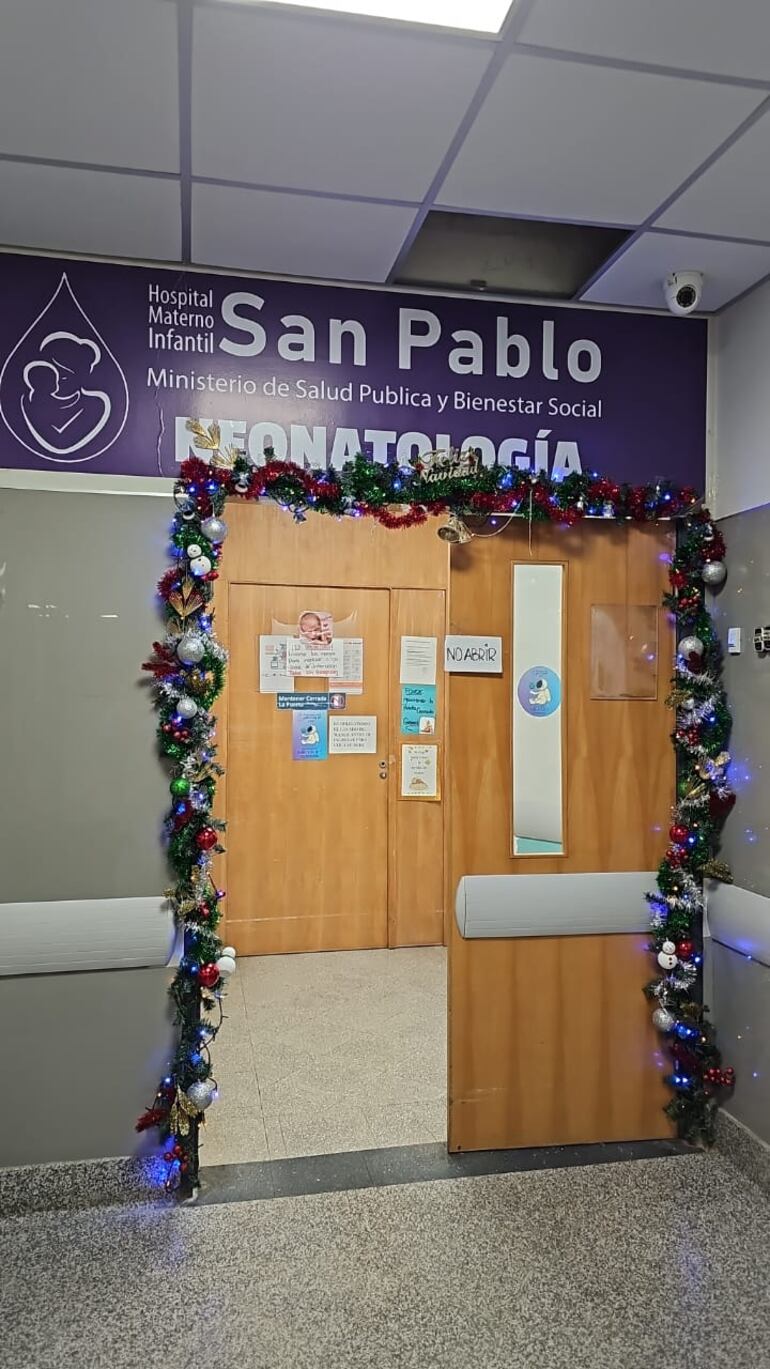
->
[198, 903, 211, 919]
[671, 570, 687, 589]
[195, 826, 218, 850]
[676, 939, 694, 960]
[669, 824, 688, 845]
[198, 962, 220, 989]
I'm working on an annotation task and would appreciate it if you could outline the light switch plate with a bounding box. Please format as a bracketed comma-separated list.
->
[727, 627, 741, 654]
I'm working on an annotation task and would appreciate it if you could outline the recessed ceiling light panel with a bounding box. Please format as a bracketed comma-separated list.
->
[220, 0, 511, 35]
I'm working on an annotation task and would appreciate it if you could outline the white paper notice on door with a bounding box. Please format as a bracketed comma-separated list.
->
[258, 635, 293, 693]
[329, 715, 377, 754]
[329, 637, 364, 696]
[400, 743, 439, 799]
[399, 636, 437, 686]
[286, 636, 345, 678]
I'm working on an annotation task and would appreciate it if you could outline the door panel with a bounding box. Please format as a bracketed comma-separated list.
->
[227, 584, 390, 955]
[388, 588, 446, 947]
[448, 522, 675, 1150]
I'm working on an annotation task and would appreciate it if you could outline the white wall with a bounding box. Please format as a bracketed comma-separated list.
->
[713, 276, 770, 518]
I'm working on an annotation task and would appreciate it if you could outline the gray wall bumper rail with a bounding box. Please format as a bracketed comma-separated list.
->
[455, 872, 657, 939]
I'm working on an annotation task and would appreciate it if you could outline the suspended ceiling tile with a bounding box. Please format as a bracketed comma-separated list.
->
[191, 6, 492, 198]
[518, 0, 770, 84]
[191, 183, 416, 282]
[581, 231, 770, 311]
[659, 112, 770, 241]
[0, 161, 181, 262]
[437, 53, 761, 224]
[0, 0, 180, 173]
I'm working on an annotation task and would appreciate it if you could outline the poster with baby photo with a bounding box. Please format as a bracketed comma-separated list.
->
[272, 609, 364, 695]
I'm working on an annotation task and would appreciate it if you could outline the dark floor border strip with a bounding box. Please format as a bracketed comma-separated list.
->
[196, 1138, 694, 1207]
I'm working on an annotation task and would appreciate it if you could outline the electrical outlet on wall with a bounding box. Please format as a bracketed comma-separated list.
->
[727, 627, 741, 654]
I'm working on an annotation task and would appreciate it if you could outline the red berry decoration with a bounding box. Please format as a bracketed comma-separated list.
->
[671, 571, 687, 589]
[669, 824, 688, 844]
[199, 962, 220, 989]
[722, 1066, 735, 1088]
[666, 847, 683, 868]
[173, 1144, 183, 1158]
[676, 940, 694, 959]
[195, 826, 218, 850]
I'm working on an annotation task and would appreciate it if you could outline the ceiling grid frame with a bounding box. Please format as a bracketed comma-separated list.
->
[0, 0, 768, 309]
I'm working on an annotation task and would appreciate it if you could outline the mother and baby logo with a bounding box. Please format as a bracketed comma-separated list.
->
[0, 274, 129, 463]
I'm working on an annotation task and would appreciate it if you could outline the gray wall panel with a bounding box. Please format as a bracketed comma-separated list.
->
[709, 504, 770, 1147]
[0, 965, 174, 1166]
[709, 940, 770, 1146]
[0, 489, 172, 901]
[712, 504, 770, 898]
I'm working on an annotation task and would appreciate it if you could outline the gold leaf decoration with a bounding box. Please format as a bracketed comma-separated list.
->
[185, 418, 221, 451]
[168, 578, 205, 620]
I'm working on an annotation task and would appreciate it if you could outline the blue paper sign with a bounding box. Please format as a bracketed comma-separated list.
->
[400, 684, 437, 735]
[292, 710, 328, 760]
[277, 692, 329, 711]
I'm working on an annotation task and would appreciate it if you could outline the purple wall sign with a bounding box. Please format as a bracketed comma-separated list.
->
[0, 252, 707, 486]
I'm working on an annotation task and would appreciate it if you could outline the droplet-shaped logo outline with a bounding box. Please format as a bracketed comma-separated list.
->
[0, 273, 129, 464]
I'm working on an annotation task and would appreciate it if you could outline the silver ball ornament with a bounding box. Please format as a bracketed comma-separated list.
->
[678, 636, 704, 659]
[177, 633, 206, 664]
[215, 955, 237, 978]
[176, 696, 198, 720]
[189, 555, 212, 578]
[186, 1080, 217, 1112]
[702, 560, 726, 587]
[200, 516, 228, 544]
[652, 1007, 675, 1032]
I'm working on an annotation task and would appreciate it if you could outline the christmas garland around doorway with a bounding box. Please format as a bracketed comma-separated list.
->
[138, 435, 735, 1194]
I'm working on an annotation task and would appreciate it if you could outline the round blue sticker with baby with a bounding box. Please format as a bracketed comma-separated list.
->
[517, 667, 561, 717]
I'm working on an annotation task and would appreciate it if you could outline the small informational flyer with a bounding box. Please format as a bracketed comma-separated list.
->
[401, 744, 439, 799]
[399, 635, 437, 686]
[286, 636, 345, 678]
[400, 684, 437, 735]
[258, 635, 293, 693]
[291, 710, 328, 760]
[330, 637, 364, 696]
[329, 715, 377, 754]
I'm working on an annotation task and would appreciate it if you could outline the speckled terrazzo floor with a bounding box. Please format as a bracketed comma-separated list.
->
[3, 1151, 770, 1369]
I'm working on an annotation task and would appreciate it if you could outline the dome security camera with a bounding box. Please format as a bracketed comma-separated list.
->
[664, 271, 704, 316]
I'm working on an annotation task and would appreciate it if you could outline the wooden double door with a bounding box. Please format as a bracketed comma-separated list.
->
[226, 577, 445, 955]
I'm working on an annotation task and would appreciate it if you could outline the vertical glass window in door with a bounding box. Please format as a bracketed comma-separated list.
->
[512, 564, 564, 856]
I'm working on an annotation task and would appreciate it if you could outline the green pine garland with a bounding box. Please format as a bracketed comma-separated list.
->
[137, 443, 735, 1194]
